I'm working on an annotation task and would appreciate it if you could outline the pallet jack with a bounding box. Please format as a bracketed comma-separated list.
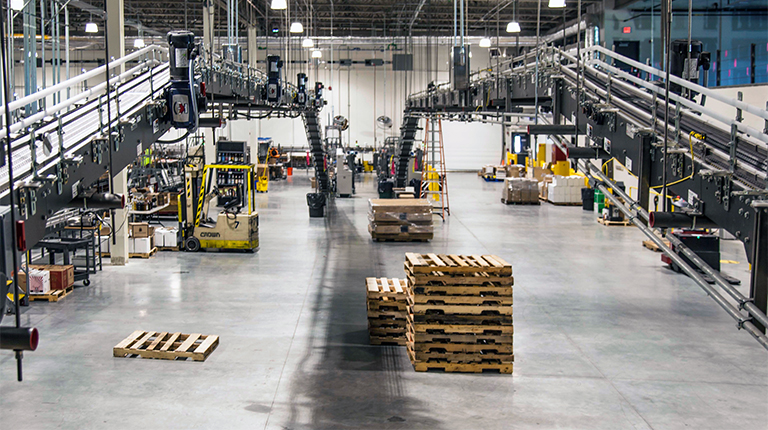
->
[180, 164, 259, 252]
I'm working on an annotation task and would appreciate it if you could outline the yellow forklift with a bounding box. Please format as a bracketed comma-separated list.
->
[180, 163, 259, 252]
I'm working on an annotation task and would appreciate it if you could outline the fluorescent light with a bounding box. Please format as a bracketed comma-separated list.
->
[548, 0, 566, 8]
[311, 49, 322, 58]
[302, 38, 314, 48]
[290, 22, 304, 33]
[270, 0, 287, 10]
[506, 21, 521, 33]
[479, 37, 492, 48]
[10, 0, 24, 11]
[85, 22, 98, 33]
[133, 38, 145, 48]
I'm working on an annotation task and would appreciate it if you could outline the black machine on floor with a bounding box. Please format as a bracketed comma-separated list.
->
[661, 230, 740, 285]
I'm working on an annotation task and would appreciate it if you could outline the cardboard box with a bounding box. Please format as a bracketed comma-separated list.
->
[164, 228, 178, 248]
[44, 265, 75, 290]
[27, 269, 50, 294]
[527, 167, 552, 182]
[132, 237, 153, 254]
[130, 222, 150, 238]
[506, 164, 524, 178]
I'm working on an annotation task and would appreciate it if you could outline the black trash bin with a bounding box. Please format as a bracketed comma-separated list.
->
[378, 179, 394, 199]
[307, 193, 326, 217]
[581, 188, 595, 211]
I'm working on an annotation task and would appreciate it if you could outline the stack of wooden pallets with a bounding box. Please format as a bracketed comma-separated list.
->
[366, 277, 408, 345]
[404, 253, 514, 373]
[368, 199, 433, 242]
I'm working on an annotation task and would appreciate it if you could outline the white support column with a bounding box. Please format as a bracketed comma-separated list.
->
[111, 168, 130, 265]
[248, 26, 258, 67]
[107, 0, 128, 265]
[203, 1, 215, 52]
[106, 0, 125, 74]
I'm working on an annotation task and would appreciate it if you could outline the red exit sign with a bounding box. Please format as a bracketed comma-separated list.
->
[622, 26, 631, 34]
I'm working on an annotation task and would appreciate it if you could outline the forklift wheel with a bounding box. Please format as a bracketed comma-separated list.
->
[185, 237, 201, 252]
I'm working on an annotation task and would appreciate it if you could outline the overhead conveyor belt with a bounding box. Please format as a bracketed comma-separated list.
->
[1, 42, 326, 247]
[401, 44, 768, 349]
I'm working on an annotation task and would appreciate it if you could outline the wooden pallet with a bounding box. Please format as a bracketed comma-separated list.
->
[129, 247, 158, 258]
[113, 331, 219, 361]
[405, 253, 512, 276]
[501, 198, 540, 205]
[370, 335, 407, 346]
[407, 291, 514, 305]
[407, 344, 514, 363]
[368, 300, 408, 312]
[366, 277, 407, 300]
[407, 316, 514, 335]
[409, 313, 513, 325]
[597, 217, 632, 227]
[368, 326, 407, 336]
[407, 297, 513, 316]
[367, 309, 408, 319]
[367, 317, 407, 328]
[157, 246, 179, 252]
[407, 333, 514, 354]
[407, 348, 513, 373]
[642, 239, 670, 252]
[540, 196, 582, 206]
[406, 272, 514, 287]
[407, 330, 513, 344]
[29, 286, 74, 302]
[372, 233, 433, 242]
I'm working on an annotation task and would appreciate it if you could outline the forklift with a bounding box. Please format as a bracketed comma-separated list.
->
[180, 163, 259, 252]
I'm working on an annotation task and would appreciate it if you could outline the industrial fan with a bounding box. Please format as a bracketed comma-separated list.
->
[376, 115, 393, 129]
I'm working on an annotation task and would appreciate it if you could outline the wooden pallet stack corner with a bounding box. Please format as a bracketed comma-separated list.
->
[367, 277, 408, 345]
[404, 253, 514, 374]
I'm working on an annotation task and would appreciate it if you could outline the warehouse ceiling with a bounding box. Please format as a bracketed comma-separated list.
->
[49, 0, 600, 39]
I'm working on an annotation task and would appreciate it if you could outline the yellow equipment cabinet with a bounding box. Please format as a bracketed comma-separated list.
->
[181, 164, 259, 252]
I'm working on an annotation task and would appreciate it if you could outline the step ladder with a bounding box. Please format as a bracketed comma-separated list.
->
[420, 115, 450, 219]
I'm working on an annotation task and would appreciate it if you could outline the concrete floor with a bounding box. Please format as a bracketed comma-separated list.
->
[1, 172, 767, 429]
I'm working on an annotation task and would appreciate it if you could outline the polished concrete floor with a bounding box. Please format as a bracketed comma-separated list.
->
[1, 172, 767, 429]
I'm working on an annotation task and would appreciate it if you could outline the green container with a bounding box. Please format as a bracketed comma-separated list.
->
[593, 189, 605, 214]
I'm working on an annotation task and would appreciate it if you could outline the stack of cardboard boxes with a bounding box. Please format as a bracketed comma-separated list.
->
[368, 199, 433, 242]
[154, 227, 180, 250]
[540, 175, 585, 205]
[501, 178, 540, 204]
[129, 223, 155, 255]
[20, 265, 75, 294]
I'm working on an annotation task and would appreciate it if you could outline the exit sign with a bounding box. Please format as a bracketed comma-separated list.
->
[622, 27, 631, 34]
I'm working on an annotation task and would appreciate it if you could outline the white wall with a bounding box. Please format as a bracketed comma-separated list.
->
[215, 41, 504, 170]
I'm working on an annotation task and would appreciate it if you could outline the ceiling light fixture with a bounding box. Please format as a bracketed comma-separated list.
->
[507, 1, 521, 33]
[85, 22, 98, 33]
[548, 0, 566, 8]
[271, 0, 287, 10]
[10, 0, 24, 11]
[479, 37, 492, 48]
[134, 38, 145, 48]
[290, 22, 304, 33]
[302, 37, 314, 48]
[311, 49, 322, 58]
